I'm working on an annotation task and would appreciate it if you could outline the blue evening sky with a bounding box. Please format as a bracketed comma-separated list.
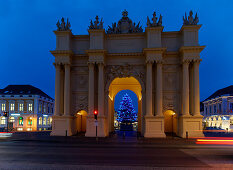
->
[1, 0, 233, 104]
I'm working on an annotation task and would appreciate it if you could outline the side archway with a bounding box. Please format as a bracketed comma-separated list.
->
[164, 110, 177, 135]
[76, 110, 87, 133]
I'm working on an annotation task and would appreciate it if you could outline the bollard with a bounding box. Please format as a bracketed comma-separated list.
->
[186, 131, 188, 139]
[66, 130, 67, 137]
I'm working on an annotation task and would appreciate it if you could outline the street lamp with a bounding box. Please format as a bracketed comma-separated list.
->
[171, 111, 175, 138]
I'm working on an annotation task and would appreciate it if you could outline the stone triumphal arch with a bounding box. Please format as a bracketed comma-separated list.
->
[51, 10, 205, 138]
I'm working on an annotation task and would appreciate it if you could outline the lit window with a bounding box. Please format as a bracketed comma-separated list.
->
[27, 128, 32, 131]
[9, 117, 15, 123]
[17, 128, 23, 131]
[47, 117, 52, 125]
[19, 117, 23, 126]
[10, 103, 15, 111]
[1, 103, 5, 111]
[28, 103, 33, 112]
[39, 117, 42, 125]
[28, 117, 32, 125]
[43, 117, 47, 125]
[19, 103, 24, 111]
[0, 117, 6, 125]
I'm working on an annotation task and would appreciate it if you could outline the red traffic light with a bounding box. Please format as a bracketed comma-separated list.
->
[94, 110, 98, 115]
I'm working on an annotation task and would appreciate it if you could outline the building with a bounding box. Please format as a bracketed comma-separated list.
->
[202, 85, 233, 130]
[51, 10, 205, 138]
[0, 85, 54, 131]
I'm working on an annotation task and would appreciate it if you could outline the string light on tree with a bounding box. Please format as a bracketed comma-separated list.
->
[117, 93, 137, 123]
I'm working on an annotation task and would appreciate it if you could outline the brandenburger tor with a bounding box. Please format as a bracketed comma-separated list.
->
[50, 10, 205, 138]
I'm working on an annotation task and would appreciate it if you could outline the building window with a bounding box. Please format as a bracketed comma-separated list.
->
[230, 103, 233, 111]
[39, 117, 42, 125]
[0, 117, 6, 125]
[1, 103, 6, 111]
[19, 103, 24, 111]
[9, 117, 15, 123]
[209, 106, 212, 114]
[219, 104, 222, 112]
[28, 117, 32, 125]
[205, 107, 208, 115]
[43, 117, 47, 125]
[51, 107, 53, 113]
[39, 104, 42, 113]
[10, 103, 15, 111]
[28, 103, 33, 112]
[48, 106, 50, 113]
[43, 105, 46, 113]
[19, 117, 23, 126]
[47, 117, 52, 125]
[214, 105, 217, 113]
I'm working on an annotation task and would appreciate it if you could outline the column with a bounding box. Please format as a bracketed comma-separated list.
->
[155, 62, 163, 116]
[193, 60, 200, 116]
[64, 64, 70, 116]
[189, 63, 194, 115]
[88, 63, 95, 116]
[146, 62, 153, 116]
[60, 68, 64, 115]
[54, 63, 61, 116]
[98, 63, 104, 116]
[182, 61, 190, 116]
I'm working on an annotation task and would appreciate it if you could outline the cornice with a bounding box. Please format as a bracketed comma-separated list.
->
[85, 49, 107, 56]
[179, 46, 205, 53]
[108, 52, 143, 57]
[180, 24, 202, 32]
[53, 30, 72, 36]
[143, 47, 167, 54]
[50, 50, 74, 57]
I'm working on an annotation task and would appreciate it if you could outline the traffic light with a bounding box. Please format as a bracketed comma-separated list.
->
[94, 110, 98, 120]
[3, 112, 8, 117]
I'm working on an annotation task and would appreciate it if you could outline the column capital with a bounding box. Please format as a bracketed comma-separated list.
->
[182, 59, 191, 65]
[155, 60, 163, 65]
[193, 58, 202, 64]
[53, 62, 61, 69]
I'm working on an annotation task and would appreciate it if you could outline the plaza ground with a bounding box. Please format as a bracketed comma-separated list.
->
[0, 132, 232, 169]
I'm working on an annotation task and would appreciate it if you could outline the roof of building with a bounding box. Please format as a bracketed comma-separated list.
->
[204, 85, 233, 102]
[0, 85, 53, 100]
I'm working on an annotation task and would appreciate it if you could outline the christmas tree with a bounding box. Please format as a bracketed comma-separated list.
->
[117, 93, 137, 123]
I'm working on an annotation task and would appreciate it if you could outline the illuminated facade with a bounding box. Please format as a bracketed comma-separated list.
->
[51, 10, 205, 138]
[202, 85, 233, 130]
[0, 85, 54, 131]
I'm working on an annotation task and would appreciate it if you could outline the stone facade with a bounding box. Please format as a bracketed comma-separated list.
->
[51, 10, 205, 138]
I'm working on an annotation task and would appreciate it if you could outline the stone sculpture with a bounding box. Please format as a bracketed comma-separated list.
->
[56, 17, 71, 31]
[89, 15, 104, 29]
[183, 10, 199, 25]
[146, 12, 162, 27]
[106, 9, 143, 34]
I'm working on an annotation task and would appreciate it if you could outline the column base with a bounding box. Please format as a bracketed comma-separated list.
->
[85, 116, 108, 137]
[144, 115, 166, 138]
[178, 115, 204, 138]
[51, 115, 76, 136]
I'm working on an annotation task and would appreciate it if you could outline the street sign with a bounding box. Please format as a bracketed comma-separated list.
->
[94, 120, 98, 126]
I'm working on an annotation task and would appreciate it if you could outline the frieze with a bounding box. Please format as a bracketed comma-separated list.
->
[105, 64, 145, 89]
[72, 94, 88, 113]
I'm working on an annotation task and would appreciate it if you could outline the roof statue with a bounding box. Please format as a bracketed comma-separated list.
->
[56, 17, 71, 31]
[88, 15, 104, 29]
[146, 12, 162, 27]
[106, 9, 143, 34]
[183, 10, 199, 25]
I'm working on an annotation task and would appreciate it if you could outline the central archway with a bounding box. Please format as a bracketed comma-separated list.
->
[108, 77, 142, 134]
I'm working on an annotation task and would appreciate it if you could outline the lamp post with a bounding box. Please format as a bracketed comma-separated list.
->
[171, 112, 175, 138]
